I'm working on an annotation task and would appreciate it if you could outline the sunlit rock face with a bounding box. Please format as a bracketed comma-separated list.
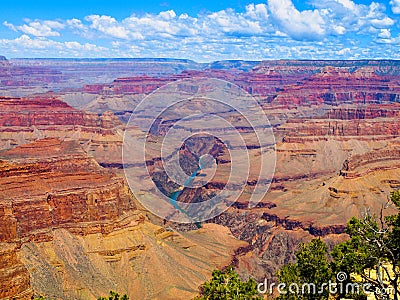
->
[108, 60, 400, 282]
[0, 138, 245, 299]
[0, 58, 400, 298]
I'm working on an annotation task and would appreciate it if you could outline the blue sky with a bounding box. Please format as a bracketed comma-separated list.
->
[0, 0, 399, 61]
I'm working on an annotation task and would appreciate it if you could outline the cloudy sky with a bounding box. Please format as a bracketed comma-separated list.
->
[0, 0, 399, 61]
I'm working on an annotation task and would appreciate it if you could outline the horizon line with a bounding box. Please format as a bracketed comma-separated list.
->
[4, 57, 400, 64]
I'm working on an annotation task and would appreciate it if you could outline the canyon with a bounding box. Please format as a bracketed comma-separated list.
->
[0, 138, 244, 299]
[0, 58, 399, 299]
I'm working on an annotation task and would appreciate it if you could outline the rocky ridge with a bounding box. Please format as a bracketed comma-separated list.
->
[0, 96, 124, 167]
[0, 138, 245, 299]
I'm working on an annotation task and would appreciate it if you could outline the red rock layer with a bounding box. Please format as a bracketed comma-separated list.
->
[0, 96, 124, 167]
[321, 104, 400, 119]
[0, 96, 120, 133]
[0, 138, 135, 299]
[80, 61, 400, 109]
[81, 69, 291, 98]
[279, 118, 400, 142]
[271, 66, 400, 107]
[340, 149, 400, 178]
[0, 244, 33, 299]
[0, 138, 134, 243]
[83, 76, 174, 94]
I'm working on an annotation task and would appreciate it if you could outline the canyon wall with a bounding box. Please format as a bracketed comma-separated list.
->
[0, 138, 245, 299]
[0, 96, 124, 166]
[1, 59, 400, 298]
[0, 138, 133, 299]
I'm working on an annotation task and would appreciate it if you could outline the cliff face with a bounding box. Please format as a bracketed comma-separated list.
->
[0, 138, 245, 300]
[63, 61, 400, 127]
[0, 244, 32, 300]
[0, 138, 133, 244]
[269, 66, 400, 107]
[322, 105, 400, 119]
[340, 148, 400, 178]
[0, 96, 120, 132]
[279, 118, 400, 141]
[0, 138, 133, 299]
[18, 222, 246, 300]
[83, 76, 174, 95]
[0, 96, 124, 166]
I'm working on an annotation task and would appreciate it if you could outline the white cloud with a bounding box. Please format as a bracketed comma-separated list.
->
[311, 0, 394, 34]
[390, 0, 400, 14]
[3, 2, 395, 43]
[0, 1, 399, 61]
[15, 20, 64, 37]
[336, 0, 357, 11]
[207, 8, 263, 35]
[159, 10, 176, 20]
[66, 18, 86, 30]
[267, 0, 326, 40]
[85, 15, 131, 39]
[333, 25, 346, 35]
[201, 4, 271, 36]
[245, 3, 269, 20]
[0, 34, 108, 56]
[3, 21, 17, 31]
[337, 47, 351, 55]
[273, 30, 287, 37]
[2, 32, 400, 61]
[122, 12, 184, 38]
[374, 31, 400, 45]
[378, 28, 391, 38]
[370, 17, 395, 28]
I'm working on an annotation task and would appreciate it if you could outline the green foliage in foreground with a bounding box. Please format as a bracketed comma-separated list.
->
[194, 266, 263, 300]
[277, 239, 333, 300]
[98, 291, 129, 300]
[277, 191, 400, 300]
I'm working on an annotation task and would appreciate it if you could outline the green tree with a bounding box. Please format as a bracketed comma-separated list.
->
[194, 266, 263, 300]
[97, 291, 129, 300]
[277, 238, 332, 299]
[331, 190, 400, 300]
[277, 191, 400, 300]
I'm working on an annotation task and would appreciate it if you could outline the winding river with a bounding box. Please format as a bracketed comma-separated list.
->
[169, 167, 202, 228]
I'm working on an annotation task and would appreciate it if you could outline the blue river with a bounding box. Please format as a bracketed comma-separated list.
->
[169, 167, 202, 228]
